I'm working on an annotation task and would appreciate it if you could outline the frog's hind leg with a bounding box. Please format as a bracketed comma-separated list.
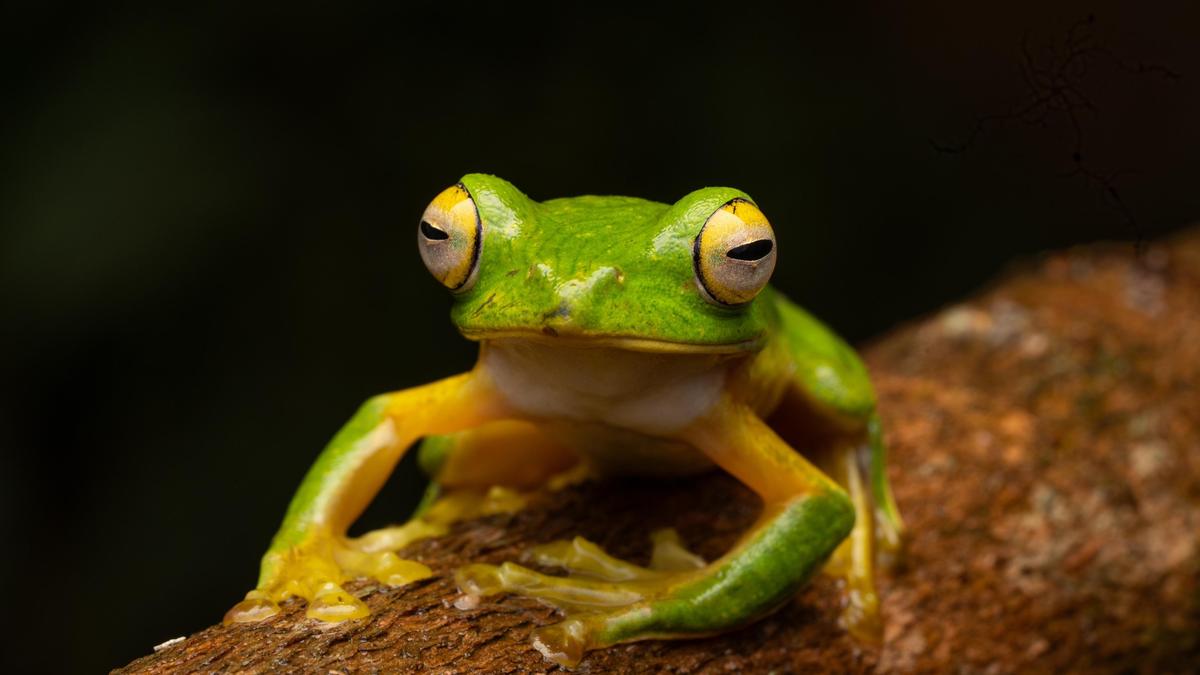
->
[457, 401, 856, 667]
[766, 390, 901, 643]
[867, 413, 905, 565]
[352, 420, 580, 554]
[819, 441, 883, 642]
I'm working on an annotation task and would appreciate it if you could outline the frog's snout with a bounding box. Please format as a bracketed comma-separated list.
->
[542, 266, 624, 329]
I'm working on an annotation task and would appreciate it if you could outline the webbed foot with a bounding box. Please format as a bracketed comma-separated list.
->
[818, 442, 904, 644]
[455, 529, 705, 667]
[224, 531, 433, 624]
[226, 485, 531, 625]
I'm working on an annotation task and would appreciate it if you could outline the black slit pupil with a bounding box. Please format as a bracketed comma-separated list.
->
[726, 239, 773, 261]
[420, 220, 450, 240]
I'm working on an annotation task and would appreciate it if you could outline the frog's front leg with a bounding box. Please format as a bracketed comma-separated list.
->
[224, 370, 511, 624]
[455, 397, 854, 667]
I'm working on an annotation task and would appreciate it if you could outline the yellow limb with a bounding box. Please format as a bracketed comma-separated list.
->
[226, 370, 511, 624]
[821, 444, 882, 643]
[350, 421, 580, 568]
[456, 397, 854, 667]
[681, 397, 843, 504]
[433, 420, 578, 490]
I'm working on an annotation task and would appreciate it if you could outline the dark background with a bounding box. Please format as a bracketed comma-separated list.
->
[2, 2, 1197, 672]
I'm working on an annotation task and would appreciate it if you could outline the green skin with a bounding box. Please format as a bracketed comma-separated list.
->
[451, 175, 772, 346]
[256, 174, 899, 658]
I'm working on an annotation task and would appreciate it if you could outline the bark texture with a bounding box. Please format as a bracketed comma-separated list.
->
[119, 229, 1200, 674]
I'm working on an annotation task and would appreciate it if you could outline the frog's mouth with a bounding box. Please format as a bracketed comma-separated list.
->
[459, 328, 764, 355]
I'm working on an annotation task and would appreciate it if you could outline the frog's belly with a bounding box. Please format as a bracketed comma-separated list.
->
[544, 420, 715, 477]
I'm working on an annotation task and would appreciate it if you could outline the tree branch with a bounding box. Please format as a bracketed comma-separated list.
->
[119, 229, 1200, 674]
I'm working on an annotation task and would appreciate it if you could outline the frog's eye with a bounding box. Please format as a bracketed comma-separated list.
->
[692, 198, 777, 306]
[418, 183, 482, 291]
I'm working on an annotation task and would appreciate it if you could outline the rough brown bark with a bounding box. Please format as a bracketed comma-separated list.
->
[119, 229, 1200, 674]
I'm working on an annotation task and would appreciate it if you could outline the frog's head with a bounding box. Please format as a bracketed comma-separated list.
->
[416, 174, 777, 353]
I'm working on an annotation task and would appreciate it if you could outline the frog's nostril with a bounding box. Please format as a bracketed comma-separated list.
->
[541, 303, 571, 322]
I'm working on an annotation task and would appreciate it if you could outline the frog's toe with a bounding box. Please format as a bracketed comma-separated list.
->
[839, 587, 882, 644]
[456, 561, 650, 611]
[524, 536, 658, 583]
[225, 535, 433, 626]
[522, 528, 703, 583]
[648, 528, 706, 572]
[225, 574, 375, 625]
[457, 531, 703, 610]
[531, 617, 591, 668]
[223, 590, 281, 623]
[305, 581, 370, 621]
[455, 559, 669, 668]
[455, 531, 708, 667]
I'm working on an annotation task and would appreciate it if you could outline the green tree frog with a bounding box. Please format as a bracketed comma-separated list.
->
[225, 174, 904, 667]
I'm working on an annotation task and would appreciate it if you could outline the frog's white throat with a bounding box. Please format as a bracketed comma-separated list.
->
[479, 338, 730, 436]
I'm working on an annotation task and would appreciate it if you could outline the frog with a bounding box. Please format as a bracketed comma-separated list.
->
[224, 174, 904, 667]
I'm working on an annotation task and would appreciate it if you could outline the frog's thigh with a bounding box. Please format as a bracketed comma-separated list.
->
[771, 293, 904, 553]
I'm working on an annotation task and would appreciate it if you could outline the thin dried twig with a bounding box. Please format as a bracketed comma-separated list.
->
[932, 15, 1181, 249]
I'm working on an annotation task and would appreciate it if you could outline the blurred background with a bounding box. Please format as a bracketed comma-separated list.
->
[2, 2, 1197, 671]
